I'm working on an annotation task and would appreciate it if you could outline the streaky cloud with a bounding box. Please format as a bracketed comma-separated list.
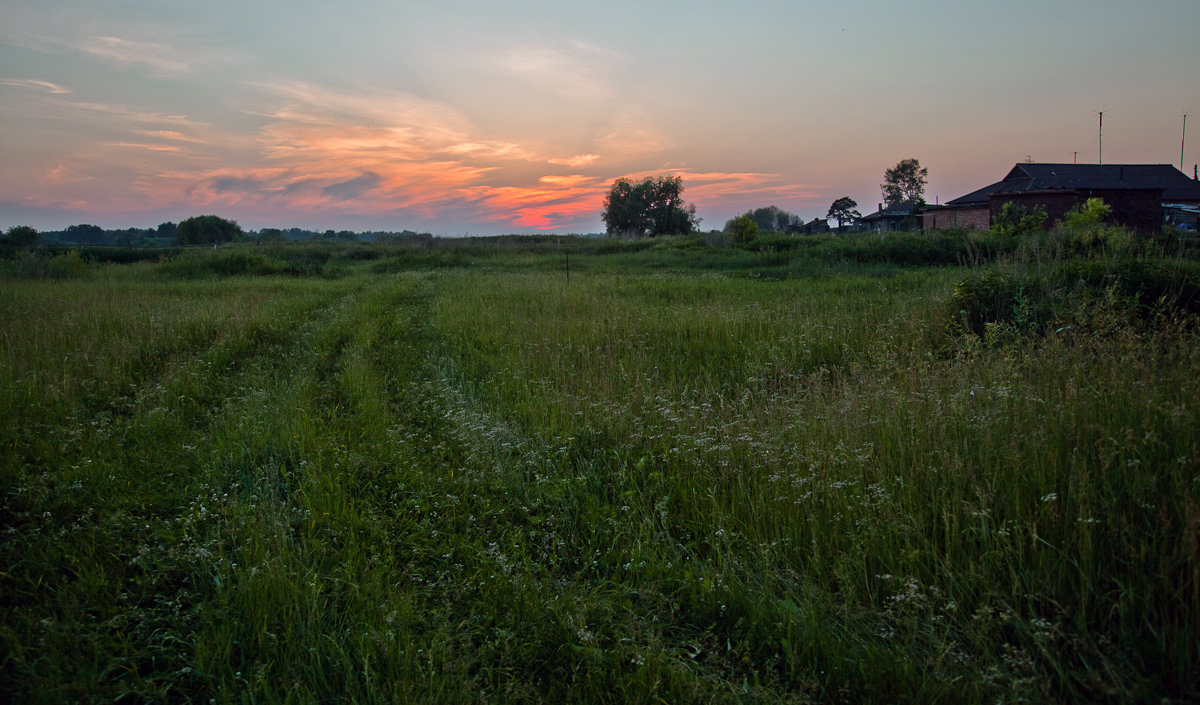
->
[0, 78, 71, 93]
[81, 36, 191, 76]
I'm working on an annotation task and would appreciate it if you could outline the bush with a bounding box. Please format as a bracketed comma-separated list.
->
[0, 250, 89, 279]
[157, 251, 285, 279]
[990, 203, 1047, 237]
[725, 215, 759, 242]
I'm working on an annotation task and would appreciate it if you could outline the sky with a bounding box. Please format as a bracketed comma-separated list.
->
[1, 0, 1198, 235]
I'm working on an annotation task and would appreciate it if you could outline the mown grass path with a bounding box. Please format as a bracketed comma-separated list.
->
[2, 266, 1198, 703]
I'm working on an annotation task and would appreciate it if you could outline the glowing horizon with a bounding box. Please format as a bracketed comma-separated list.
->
[2, 1, 1197, 234]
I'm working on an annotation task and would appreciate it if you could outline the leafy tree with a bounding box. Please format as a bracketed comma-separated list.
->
[156, 222, 178, 241]
[826, 197, 861, 230]
[2, 225, 39, 248]
[725, 214, 759, 242]
[176, 215, 243, 246]
[881, 158, 928, 208]
[602, 175, 699, 237]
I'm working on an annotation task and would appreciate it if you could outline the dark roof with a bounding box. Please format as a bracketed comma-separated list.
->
[944, 180, 1008, 207]
[861, 202, 919, 221]
[946, 163, 1200, 205]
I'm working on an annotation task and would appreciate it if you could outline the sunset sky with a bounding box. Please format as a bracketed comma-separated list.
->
[2, 0, 1198, 235]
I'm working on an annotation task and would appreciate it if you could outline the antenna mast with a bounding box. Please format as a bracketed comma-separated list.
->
[1183, 113, 1189, 172]
[1098, 111, 1104, 165]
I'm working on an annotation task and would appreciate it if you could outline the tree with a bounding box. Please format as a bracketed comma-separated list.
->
[2, 225, 39, 248]
[176, 215, 243, 245]
[881, 158, 928, 208]
[602, 175, 699, 237]
[826, 197, 861, 230]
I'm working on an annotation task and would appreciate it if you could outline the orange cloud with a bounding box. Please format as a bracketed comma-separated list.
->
[135, 129, 207, 144]
[547, 154, 600, 167]
[108, 142, 183, 152]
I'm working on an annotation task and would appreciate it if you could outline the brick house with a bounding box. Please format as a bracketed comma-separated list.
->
[924, 163, 1200, 233]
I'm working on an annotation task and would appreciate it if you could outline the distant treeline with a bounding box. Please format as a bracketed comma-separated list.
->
[36, 222, 439, 247]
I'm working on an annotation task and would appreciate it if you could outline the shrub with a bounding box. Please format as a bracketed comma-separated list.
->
[157, 251, 285, 278]
[725, 214, 759, 242]
[991, 203, 1047, 237]
[1061, 197, 1111, 231]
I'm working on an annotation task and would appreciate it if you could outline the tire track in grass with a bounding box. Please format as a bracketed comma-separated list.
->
[0, 277, 370, 702]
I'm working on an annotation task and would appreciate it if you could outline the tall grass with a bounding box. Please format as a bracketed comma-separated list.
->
[1, 238, 1196, 702]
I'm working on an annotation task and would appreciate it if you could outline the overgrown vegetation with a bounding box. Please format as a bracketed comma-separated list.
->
[1, 216, 1197, 702]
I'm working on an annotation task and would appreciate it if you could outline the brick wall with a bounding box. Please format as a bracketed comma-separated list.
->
[990, 188, 1163, 234]
[923, 207, 989, 230]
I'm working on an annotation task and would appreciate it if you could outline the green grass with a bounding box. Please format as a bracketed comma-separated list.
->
[1, 236, 1197, 702]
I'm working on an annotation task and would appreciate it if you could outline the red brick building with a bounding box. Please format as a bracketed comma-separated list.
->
[924, 163, 1200, 233]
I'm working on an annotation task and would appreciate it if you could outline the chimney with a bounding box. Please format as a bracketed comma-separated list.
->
[1194, 164, 1198, 180]
[878, 203, 883, 212]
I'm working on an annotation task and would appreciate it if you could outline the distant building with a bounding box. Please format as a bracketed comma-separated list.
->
[1164, 203, 1199, 230]
[800, 217, 830, 234]
[925, 163, 1200, 234]
[861, 202, 921, 232]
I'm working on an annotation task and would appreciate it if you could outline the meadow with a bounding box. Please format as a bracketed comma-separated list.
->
[1, 229, 1198, 703]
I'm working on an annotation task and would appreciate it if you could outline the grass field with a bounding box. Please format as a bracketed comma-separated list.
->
[1, 233, 1198, 703]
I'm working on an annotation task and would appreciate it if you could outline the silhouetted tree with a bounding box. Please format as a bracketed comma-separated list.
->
[881, 158, 927, 208]
[176, 215, 242, 245]
[826, 197, 861, 230]
[602, 176, 699, 237]
[2, 225, 39, 248]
